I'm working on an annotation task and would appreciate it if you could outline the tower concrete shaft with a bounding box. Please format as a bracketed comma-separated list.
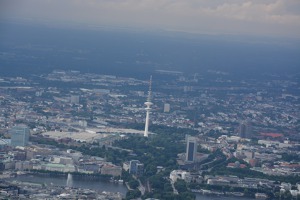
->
[144, 76, 152, 137]
[144, 107, 150, 137]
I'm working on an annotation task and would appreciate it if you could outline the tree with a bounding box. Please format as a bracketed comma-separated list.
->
[128, 179, 139, 189]
[149, 174, 165, 189]
[282, 191, 292, 200]
[163, 183, 173, 193]
[145, 164, 157, 176]
[126, 189, 141, 200]
[174, 179, 188, 193]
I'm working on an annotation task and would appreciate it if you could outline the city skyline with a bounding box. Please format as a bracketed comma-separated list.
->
[0, 1, 299, 199]
[0, 69, 299, 199]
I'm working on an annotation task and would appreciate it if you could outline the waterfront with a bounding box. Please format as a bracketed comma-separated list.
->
[8, 173, 128, 196]
[196, 194, 254, 200]
[7, 174, 256, 200]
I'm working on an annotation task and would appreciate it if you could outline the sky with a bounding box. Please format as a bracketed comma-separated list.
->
[1, 0, 300, 38]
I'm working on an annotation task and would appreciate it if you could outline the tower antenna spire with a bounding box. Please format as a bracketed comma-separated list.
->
[144, 76, 153, 137]
[147, 75, 152, 102]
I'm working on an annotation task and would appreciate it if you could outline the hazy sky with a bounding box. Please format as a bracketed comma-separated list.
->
[1, 0, 300, 38]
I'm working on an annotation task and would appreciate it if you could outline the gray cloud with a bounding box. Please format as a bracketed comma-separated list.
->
[1, 0, 300, 37]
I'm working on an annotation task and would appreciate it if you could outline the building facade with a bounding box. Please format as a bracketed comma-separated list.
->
[239, 122, 252, 138]
[186, 135, 197, 162]
[10, 125, 30, 147]
[129, 160, 144, 176]
[163, 103, 170, 112]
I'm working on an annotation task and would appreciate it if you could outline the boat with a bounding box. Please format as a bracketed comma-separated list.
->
[118, 179, 124, 184]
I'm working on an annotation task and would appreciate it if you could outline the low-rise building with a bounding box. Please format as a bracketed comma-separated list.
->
[170, 170, 192, 183]
[128, 160, 144, 176]
[44, 163, 76, 172]
[101, 164, 122, 177]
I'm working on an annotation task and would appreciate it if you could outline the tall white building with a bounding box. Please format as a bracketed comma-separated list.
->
[163, 103, 170, 113]
[186, 135, 197, 162]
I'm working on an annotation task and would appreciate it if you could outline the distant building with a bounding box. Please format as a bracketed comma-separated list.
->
[129, 160, 144, 176]
[163, 103, 170, 113]
[26, 146, 53, 160]
[123, 161, 130, 171]
[0, 139, 10, 147]
[9, 125, 30, 147]
[239, 122, 252, 138]
[70, 95, 80, 104]
[15, 161, 33, 170]
[101, 164, 122, 177]
[93, 89, 110, 95]
[183, 86, 193, 92]
[255, 193, 268, 200]
[44, 163, 75, 173]
[227, 161, 247, 169]
[51, 156, 73, 165]
[78, 120, 87, 128]
[186, 135, 197, 162]
[78, 163, 99, 174]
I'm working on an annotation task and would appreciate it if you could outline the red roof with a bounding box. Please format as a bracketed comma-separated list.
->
[227, 163, 247, 168]
[260, 133, 283, 138]
[280, 163, 300, 168]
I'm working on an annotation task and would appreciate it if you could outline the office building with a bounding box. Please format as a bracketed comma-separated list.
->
[163, 103, 170, 113]
[10, 125, 30, 147]
[239, 121, 252, 138]
[186, 135, 197, 162]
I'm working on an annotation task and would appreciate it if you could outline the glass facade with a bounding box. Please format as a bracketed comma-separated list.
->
[10, 126, 30, 147]
[186, 135, 197, 162]
[187, 142, 195, 161]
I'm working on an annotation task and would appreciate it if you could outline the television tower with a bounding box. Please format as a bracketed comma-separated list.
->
[144, 76, 153, 137]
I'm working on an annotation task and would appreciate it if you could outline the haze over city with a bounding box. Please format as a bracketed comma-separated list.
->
[1, 0, 300, 38]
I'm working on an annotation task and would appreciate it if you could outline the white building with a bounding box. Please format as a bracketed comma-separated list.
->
[170, 170, 192, 183]
[52, 156, 73, 165]
[163, 103, 170, 113]
[44, 163, 76, 172]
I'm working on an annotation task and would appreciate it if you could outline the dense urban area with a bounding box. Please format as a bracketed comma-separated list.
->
[0, 70, 299, 200]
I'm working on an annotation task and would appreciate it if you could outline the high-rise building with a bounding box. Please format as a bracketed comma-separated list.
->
[186, 135, 197, 162]
[239, 122, 252, 138]
[10, 125, 30, 147]
[163, 103, 170, 113]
